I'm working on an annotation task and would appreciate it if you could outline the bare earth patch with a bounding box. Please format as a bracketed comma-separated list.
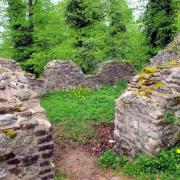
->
[53, 125, 133, 180]
[55, 146, 132, 180]
[84, 124, 115, 156]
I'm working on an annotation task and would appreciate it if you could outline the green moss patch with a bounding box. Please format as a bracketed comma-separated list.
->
[4, 129, 17, 139]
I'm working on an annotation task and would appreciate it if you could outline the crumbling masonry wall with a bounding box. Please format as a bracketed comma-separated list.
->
[0, 59, 134, 95]
[44, 60, 134, 91]
[0, 66, 54, 179]
[114, 55, 180, 158]
[114, 34, 180, 158]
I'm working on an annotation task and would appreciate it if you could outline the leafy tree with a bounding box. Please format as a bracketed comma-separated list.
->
[0, 0, 150, 75]
[143, 0, 177, 54]
[6, 0, 38, 62]
[22, 0, 76, 76]
[65, 0, 106, 73]
[105, 0, 149, 69]
[105, 0, 130, 59]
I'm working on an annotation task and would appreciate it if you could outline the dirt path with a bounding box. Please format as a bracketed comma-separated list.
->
[55, 145, 133, 180]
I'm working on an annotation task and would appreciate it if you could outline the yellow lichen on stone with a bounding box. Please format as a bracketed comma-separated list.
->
[138, 66, 158, 81]
[155, 81, 165, 88]
[138, 88, 153, 96]
[12, 103, 25, 112]
[0, 67, 11, 73]
[143, 66, 158, 74]
[159, 60, 180, 68]
[4, 129, 17, 139]
[137, 81, 165, 97]
[167, 60, 178, 65]
[139, 72, 150, 79]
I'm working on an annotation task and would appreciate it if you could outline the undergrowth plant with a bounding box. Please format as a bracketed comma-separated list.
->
[98, 147, 180, 180]
[55, 171, 67, 180]
[163, 113, 176, 123]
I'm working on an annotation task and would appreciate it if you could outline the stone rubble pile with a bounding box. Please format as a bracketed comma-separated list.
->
[0, 67, 54, 179]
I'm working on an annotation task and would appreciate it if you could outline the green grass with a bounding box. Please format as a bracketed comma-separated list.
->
[40, 81, 127, 143]
[98, 147, 180, 180]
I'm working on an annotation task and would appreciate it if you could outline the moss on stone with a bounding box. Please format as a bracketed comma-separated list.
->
[135, 65, 167, 97]
[4, 129, 17, 139]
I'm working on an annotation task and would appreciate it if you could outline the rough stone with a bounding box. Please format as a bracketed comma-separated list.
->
[0, 114, 17, 126]
[0, 66, 54, 179]
[0, 168, 7, 179]
[44, 60, 134, 91]
[0, 82, 5, 89]
[0, 73, 9, 81]
[114, 36, 180, 158]
[0, 58, 134, 96]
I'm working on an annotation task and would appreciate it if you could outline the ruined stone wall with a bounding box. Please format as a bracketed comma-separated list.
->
[44, 60, 134, 91]
[0, 66, 54, 179]
[44, 60, 87, 91]
[0, 59, 44, 96]
[0, 59, 134, 94]
[150, 34, 180, 66]
[150, 50, 180, 66]
[114, 37, 180, 158]
[0, 58, 21, 72]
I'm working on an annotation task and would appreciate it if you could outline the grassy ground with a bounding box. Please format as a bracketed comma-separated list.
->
[98, 147, 180, 180]
[40, 81, 127, 143]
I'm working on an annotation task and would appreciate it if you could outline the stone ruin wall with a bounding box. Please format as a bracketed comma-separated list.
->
[44, 60, 134, 92]
[114, 40, 180, 158]
[0, 64, 54, 179]
[0, 59, 134, 95]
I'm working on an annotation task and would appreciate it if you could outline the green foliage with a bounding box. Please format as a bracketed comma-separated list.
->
[6, 0, 34, 62]
[0, 0, 149, 75]
[40, 81, 127, 143]
[143, 0, 178, 55]
[55, 171, 67, 180]
[98, 146, 180, 180]
[65, 0, 105, 29]
[163, 113, 176, 123]
[175, 0, 180, 31]
[65, 0, 106, 73]
[97, 150, 128, 170]
[105, 0, 149, 70]
[21, 1, 76, 75]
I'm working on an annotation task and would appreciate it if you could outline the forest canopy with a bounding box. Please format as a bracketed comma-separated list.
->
[0, 0, 179, 76]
